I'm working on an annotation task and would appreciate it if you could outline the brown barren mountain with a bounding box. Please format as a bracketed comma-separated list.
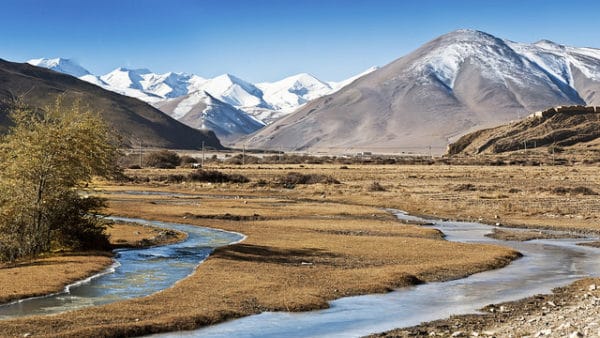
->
[447, 105, 600, 155]
[0, 59, 223, 149]
[239, 30, 600, 154]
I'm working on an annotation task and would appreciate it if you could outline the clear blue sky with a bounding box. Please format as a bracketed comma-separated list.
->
[2, 0, 600, 82]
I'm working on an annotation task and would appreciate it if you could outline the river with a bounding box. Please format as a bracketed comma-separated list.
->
[152, 210, 600, 337]
[0, 217, 244, 319]
[1, 209, 599, 338]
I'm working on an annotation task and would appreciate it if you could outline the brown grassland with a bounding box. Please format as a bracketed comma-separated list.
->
[0, 163, 598, 336]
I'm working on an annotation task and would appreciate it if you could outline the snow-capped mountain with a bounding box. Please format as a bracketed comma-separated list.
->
[96, 67, 207, 103]
[27, 57, 376, 142]
[155, 91, 264, 141]
[240, 29, 600, 153]
[257, 73, 334, 111]
[27, 58, 90, 77]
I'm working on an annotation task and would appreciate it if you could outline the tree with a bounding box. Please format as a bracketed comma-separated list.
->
[0, 98, 121, 261]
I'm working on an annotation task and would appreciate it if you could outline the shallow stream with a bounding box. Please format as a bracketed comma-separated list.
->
[153, 210, 600, 337]
[2, 205, 600, 338]
[0, 217, 243, 319]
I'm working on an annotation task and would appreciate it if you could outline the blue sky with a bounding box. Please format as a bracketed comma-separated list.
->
[2, 0, 600, 82]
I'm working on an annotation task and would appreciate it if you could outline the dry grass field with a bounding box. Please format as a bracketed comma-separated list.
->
[0, 163, 598, 337]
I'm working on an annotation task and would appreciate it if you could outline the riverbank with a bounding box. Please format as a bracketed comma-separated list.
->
[374, 277, 600, 337]
[0, 222, 186, 306]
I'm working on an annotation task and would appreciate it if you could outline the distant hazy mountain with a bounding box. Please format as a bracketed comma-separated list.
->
[240, 29, 600, 153]
[4, 59, 223, 149]
[154, 90, 264, 142]
[29, 57, 375, 141]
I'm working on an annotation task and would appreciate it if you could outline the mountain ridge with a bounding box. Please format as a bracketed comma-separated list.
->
[3, 59, 223, 150]
[239, 29, 600, 153]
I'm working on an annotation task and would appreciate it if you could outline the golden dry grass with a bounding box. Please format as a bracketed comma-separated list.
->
[0, 254, 113, 305]
[2, 163, 596, 337]
[106, 222, 187, 248]
[0, 169, 521, 337]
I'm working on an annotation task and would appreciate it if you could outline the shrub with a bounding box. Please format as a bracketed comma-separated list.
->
[188, 169, 249, 183]
[278, 172, 340, 186]
[368, 181, 387, 192]
[145, 150, 181, 169]
[179, 155, 198, 165]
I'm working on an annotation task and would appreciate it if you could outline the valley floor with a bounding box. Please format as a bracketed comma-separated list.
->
[0, 164, 598, 337]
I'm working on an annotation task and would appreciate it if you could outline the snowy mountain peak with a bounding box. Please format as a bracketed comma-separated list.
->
[441, 29, 501, 44]
[201, 73, 266, 107]
[27, 57, 90, 77]
[534, 39, 565, 50]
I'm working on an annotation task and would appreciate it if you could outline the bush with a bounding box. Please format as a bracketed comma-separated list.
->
[179, 155, 198, 165]
[368, 181, 387, 192]
[188, 169, 249, 183]
[278, 172, 340, 186]
[552, 186, 597, 195]
[145, 150, 181, 169]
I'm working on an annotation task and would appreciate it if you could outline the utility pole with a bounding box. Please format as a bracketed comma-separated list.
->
[242, 144, 246, 166]
[139, 139, 143, 168]
[201, 141, 205, 167]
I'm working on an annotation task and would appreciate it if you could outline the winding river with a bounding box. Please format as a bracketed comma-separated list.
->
[152, 211, 600, 338]
[1, 206, 600, 338]
[0, 217, 244, 319]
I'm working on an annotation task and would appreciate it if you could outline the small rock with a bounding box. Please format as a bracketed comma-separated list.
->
[23, 334, 31, 338]
[589, 284, 597, 291]
[499, 305, 508, 312]
[569, 331, 583, 338]
[558, 322, 572, 330]
[451, 331, 464, 337]
[471, 332, 479, 337]
[482, 331, 495, 336]
[535, 329, 552, 337]
[428, 332, 436, 337]
[547, 301, 556, 307]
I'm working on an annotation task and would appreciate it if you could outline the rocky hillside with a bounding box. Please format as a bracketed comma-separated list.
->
[0, 59, 223, 149]
[447, 105, 600, 155]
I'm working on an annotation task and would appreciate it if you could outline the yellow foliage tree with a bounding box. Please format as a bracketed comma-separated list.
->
[0, 98, 120, 261]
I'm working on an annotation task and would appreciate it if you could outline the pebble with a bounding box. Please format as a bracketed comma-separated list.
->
[589, 284, 597, 291]
[558, 322, 572, 330]
[535, 329, 552, 336]
[451, 331, 464, 337]
[569, 331, 583, 338]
